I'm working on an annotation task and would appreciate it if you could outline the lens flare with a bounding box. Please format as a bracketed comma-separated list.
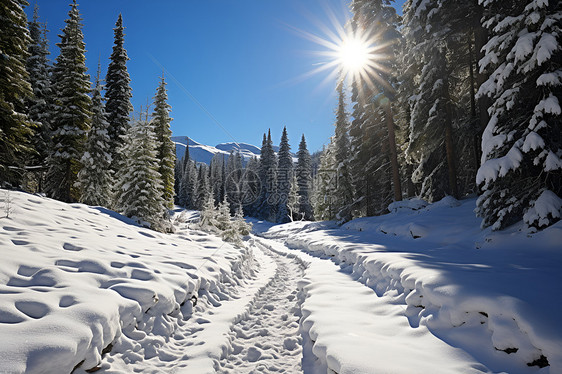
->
[337, 37, 371, 74]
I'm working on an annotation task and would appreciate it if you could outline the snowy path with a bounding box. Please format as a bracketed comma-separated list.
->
[254, 236, 493, 374]
[218, 241, 305, 373]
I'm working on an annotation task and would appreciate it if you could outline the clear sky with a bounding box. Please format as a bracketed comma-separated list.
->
[26, 0, 406, 153]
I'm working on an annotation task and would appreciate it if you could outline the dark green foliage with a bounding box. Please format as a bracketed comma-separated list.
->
[152, 75, 175, 209]
[45, 0, 91, 202]
[296, 134, 314, 220]
[257, 130, 277, 221]
[276, 127, 293, 223]
[0, 0, 34, 186]
[26, 4, 52, 167]
[105, 14, 132, 172]
[333, 80, 354, 221]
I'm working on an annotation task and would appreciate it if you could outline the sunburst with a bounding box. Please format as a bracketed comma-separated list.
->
[285, 6, 394, 93]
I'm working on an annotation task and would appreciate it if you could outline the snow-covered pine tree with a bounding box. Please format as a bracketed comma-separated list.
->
[476, 0, 562, 230]
[210, 153, 226, 205]
[199, 190, 217, 230]
[241, 156, 261, 217]
[151, 75, 175, 209]
[105, 14, 132, 173]
[314, 141, 338, 221]
[348, 0, 403, 215]
[333, 79, 354, 222]
[225, 151, 243, 210]
[196, 164, 210, 211]
[233, 204, 251, 236]
[0, 0, 34, 187]
[77, 64, 113, 207]
[115, 112, 167, 231]
[257, 130, 277, 221]
[185, 158, 198, 209]
[276, 127, 293, 223]
[295, 134, 314, 220]
[174, 159, 182, 203]
[401, 0, 461, 202]
[45, 0, 91, 202]
[346, 2, 398, 217]
[26, 4, 53, 169]
[287, 173, 300, 221]
[216, 194, 231, 232]
[177, 144, 190, 207]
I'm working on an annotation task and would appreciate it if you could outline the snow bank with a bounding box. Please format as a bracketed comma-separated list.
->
[0, 190, 251, 373]
[258, 196, 562, 373]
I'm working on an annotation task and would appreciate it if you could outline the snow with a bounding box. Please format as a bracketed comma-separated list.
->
[254, 196, 562, 373]
[0, 191, 254, 373]
[523, 189, 562, 228]
[2, 190, 561, 373]
[172, 137, 263, 165]
[172, 136, 296, 166]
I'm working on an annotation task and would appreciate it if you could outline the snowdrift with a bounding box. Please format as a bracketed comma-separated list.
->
[258, 196, 562, 373]
[0, 190, 251, 373]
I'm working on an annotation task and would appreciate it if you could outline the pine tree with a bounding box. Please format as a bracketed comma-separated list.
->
[476, 0, 562, 230]
[314, 141, 337, 220]
[177, 144, 191, 207]
[333, 79, 354, 222]
[287, 173, 300, 221]
[346, 2, 399, 217]
[216, 194, 231, 231]
[241, 156, 261, 217]
[257, 130, 277, 221]
[26, 4, 52, 167]
[196, 164, 210, 211]
[295, 134, 314, 220]
[174, 158, 182, 203]
[210, 153, 226, 205]
[77, 65, 113, 207]
[199, 189, 217, 229]
[0, 0, 34, 186]
[115, 114, 167, 231]
[276, 127, 293, 223]
[233, 204, 252, 236]
[105, 14, 132, 173]
[45, 0, 91, 202]
[151, 75, 175, 209]
[348, 0, 403, 215]
[225, 151, 243, 209]
[185, 159, 198, 209]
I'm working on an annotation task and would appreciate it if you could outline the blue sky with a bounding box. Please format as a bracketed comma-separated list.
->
[27, 0, 405, 153]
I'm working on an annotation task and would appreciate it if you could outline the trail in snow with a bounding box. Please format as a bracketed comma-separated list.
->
[255, 236, 494, 374]
[218, 242, 305, 373]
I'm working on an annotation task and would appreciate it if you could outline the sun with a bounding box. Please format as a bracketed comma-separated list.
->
[280, 6, 393, 92]
[337, 37, 371, 74]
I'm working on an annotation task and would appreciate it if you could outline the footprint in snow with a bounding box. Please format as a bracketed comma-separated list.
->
[245, 347, 262, 362]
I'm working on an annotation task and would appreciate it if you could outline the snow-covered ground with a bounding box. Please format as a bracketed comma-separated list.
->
[0, 190, 261, 373]
[254, 196, 562, 373]
[1, 190, 561, 373]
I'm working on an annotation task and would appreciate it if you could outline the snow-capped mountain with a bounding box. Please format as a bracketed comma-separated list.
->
[172, 136, 284, 164]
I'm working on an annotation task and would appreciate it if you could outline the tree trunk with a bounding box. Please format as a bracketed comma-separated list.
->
[468, 33, 481, 175]
[443, 86, 459, 199]
[384, 103, 402, 202]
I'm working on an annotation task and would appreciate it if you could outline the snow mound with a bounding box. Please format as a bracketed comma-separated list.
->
[388, 198, 428, 213]
[0, 190, 250, 373]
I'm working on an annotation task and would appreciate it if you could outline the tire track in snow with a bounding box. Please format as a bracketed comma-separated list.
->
[218, 241, 306, 373]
